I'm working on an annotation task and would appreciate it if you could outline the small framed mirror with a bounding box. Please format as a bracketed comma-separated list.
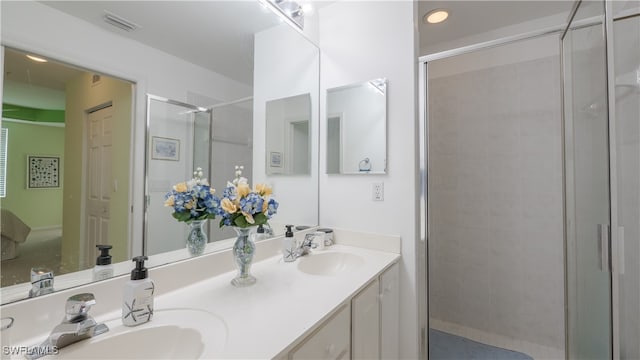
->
[265, 93, 311, 175]
[326, 78, 387, 174]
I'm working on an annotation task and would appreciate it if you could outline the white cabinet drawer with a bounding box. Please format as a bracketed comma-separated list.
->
[289, 303, 351, 360]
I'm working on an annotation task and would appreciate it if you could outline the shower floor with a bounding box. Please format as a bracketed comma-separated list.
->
[429, 329, 534, 360]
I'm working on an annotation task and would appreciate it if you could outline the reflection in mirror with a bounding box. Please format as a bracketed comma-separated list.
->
[1, 0, 319, 305]
[326, 79, 387, 174]
[1, 48, 134, 287]
[265, 94, 311, 175]
[145, 95, 212, 256]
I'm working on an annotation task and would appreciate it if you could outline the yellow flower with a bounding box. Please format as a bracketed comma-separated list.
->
[164, 195, 175, 207]
[262, 200, 268, 213]
[254, 183, 272, 196]
[221, 198, 238, 213]
[185, 200, 194, 210]
[209, 188, 216, 195]
[242, 212, 255, 224]
[237, 183, 250, 198]
[174, 182, 188, 193]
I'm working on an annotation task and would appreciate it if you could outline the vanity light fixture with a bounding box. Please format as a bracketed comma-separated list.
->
[424, 9, 449, 24]
[301, 3, 313, 15]
[368, 78, 387, 95]
[26, 55, 47, 63]
[260, 0, 305, 31]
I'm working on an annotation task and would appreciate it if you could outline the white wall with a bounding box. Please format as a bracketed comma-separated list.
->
[428, 34, 565, 357]
[254, 24, 320, 231]
[318, 1, 418, 358]
[1, 1, 252, 256]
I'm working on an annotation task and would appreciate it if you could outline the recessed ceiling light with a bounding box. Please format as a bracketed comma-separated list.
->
[424, 9, 449, 24]
[26, 54, 48, 63]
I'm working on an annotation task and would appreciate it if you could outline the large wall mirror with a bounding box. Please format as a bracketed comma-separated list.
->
[1, 0, 320, 305]
[326, 78, 387, 174]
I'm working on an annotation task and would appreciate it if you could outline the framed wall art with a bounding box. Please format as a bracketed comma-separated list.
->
[27, 155, 60, 188]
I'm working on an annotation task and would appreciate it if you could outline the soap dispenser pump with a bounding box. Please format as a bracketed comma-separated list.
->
[283, 225, 296, 262]
[93, 245, 114, 281]
[122, 256, 154, 327]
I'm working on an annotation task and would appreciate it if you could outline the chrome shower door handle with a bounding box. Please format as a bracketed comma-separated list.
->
[597, 224, 610, 272]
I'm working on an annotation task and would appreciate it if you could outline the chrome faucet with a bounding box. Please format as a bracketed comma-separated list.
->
[26, 293, 109, 359]
[29, 267, 54, 298]
[296, 233, 317, 258]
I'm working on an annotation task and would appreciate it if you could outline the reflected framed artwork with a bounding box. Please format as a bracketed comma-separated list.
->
[270, 151, 282, 167]
[27, 155, 60, 188]
[151, 136, 180, 161]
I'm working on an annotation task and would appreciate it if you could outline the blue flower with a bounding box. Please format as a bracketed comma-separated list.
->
[240, 193, 263, 215]
[267, 198, 279, 217]
[222, 186, 236, 200]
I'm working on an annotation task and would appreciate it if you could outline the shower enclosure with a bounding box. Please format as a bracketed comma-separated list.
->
[420, 0, 639, 359]
[208, 97, 254, 242]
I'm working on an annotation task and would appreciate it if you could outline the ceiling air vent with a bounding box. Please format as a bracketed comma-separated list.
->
[103, 11, 141, 32]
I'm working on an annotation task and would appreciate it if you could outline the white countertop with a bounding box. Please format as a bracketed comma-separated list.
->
[5, 234, 400, 359]
[155, 245, 398, 358]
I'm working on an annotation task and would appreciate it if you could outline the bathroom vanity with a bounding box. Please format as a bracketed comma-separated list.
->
[1, 229, 400, 359]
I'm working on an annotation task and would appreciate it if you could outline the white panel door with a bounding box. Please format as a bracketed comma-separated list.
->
[85, 105, 113, 264]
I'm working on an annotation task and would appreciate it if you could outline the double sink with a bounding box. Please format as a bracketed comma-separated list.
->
[34, 249, 365, 359]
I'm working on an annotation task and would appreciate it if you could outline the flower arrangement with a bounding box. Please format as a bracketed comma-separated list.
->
[164, 168, 220, 223]
[219, 166, 279, 228]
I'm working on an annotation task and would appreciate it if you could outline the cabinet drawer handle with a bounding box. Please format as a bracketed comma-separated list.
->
[325, 344, 336, 356]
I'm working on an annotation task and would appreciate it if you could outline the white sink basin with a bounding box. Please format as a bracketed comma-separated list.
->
[53, 308, 227, 359]
[297, 251, 364, 276]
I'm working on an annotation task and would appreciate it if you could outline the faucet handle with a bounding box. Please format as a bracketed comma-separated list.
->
[65, 293, 96, 322]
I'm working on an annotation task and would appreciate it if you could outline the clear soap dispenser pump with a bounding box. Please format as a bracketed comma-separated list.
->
[122, 256, 154, 327]
[93, 245, 114, 281]
[283, 225, 296, 262]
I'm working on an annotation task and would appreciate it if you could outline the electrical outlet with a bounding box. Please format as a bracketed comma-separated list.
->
[372, 182, 384, 201]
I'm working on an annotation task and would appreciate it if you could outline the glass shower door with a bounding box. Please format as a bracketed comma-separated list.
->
[562, 1, 612, 358]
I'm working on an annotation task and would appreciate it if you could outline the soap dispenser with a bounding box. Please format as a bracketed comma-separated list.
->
[93, 245, 114, 281]
[122, 256, 154, 327]
[283, 225, 296, 262]
[255, 224, 267, 242]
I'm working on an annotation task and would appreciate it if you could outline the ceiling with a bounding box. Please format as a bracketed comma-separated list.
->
[4, 0, 576, 110]
[42, 1, 575, 82]
[41, 1, 283, 86]
[418, 0, 573, 54]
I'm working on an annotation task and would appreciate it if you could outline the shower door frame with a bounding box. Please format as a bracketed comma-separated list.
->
[417, 24, 566, 359]
[417, 1, 624, 358]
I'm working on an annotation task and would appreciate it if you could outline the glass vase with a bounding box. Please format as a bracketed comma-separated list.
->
[231, 227, 256, 287]
[186, 220, 207, 256]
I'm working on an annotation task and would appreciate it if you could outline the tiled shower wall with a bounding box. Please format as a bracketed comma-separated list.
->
[427, 39, 564, 354]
